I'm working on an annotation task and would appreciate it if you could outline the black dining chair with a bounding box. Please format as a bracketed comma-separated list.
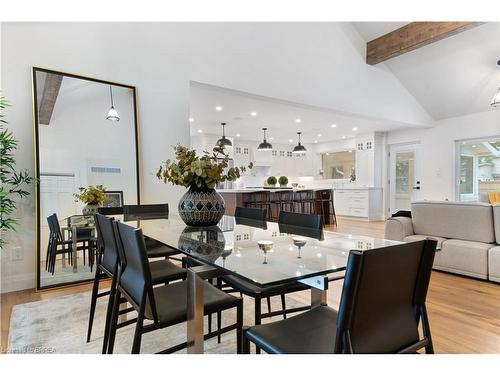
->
[234, 206, 267, 222]
[87, 214, 187, 353]
[106, 221, 243, 354]
[122, 204, 180, 260]
[97, 206, 124, 215]
[215, 210, 323, 352]
[242, 239, 437, 354]
[45, 214, 95, 274]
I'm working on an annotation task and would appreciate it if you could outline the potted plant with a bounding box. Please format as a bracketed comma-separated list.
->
[266, 176, 277, 187]
[156, 144, 253, 226]
[0, 96, 35, 249]
[278, 176, 289, 188]
[73, 184, 107, 216]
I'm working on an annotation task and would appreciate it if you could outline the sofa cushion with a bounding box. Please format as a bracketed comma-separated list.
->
[493, 205, 500, 245]
[411, 201, 495, 243]
[488, 246, 500, 283]
[404, 235, 446, 249]
[433, 239, 493, 279]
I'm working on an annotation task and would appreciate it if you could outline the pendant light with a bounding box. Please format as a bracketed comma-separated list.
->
[216, 122, 232, 148]
[257, 127, 273, 151]
[292, 131, 307, 154]
[491, 60, 500, 107]
[106, 85, 120, 122]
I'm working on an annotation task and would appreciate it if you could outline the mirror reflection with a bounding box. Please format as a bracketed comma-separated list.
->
[34, 68, 139, 289]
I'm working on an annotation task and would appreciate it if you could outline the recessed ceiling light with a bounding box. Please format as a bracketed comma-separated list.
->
[314, 140, 318, 143]
[472, 144, 477, 148]
[352, 127, 358, 131]
[236, 133, 241, 137]
[342, 136, 346, 139]
[189, 117, 194, 123]
[215, 106, 223, 111]
[295, 118, 301, 123]
[331, 124, 337, 128]
[289, 139, 294, 143]
[317, 133, 322, 137]
[197, 129, 203, 133]
[269, 137, 274, 140]
[250, 112, 257, 117]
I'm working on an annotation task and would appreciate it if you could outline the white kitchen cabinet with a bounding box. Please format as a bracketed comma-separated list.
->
[334, 188, 383, 221]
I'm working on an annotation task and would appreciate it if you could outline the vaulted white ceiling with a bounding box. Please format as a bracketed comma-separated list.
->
[352, 22, 500, 120]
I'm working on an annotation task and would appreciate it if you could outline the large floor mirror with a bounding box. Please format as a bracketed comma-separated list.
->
[32, 67, 140, 290]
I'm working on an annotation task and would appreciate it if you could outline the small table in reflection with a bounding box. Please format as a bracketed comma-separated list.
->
[61, 215, 96, 272]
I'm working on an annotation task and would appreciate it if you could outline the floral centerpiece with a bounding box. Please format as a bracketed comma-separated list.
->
[73, 184, 107, 216]
[156, 144, 253, 226]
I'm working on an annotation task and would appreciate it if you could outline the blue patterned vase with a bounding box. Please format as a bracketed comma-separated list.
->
[178, 185, 225, 226]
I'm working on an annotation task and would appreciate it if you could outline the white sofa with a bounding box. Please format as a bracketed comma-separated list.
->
[385, 201, 500, 282]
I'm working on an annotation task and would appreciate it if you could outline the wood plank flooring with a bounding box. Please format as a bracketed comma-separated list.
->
[1, 218, 499, 353]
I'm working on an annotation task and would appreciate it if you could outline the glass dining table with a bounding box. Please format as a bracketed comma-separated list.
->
[117, 212, 401, 353]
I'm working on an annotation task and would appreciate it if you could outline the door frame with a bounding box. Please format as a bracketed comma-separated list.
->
[387, 142, 421, 215]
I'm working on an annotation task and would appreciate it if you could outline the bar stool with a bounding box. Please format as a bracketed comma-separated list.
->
[293, 190, 315, 214]
[274, 190, 294, 219]
[315, 189, 337, 227]
[243, 191, 273, 221]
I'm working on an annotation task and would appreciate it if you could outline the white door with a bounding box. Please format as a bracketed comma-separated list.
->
[389, 144, 420, 214]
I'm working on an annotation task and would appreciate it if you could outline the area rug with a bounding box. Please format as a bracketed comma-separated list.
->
[7, 283, 342, 354]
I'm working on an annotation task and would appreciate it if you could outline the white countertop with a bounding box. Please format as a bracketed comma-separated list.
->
[218, 186, 382, 193]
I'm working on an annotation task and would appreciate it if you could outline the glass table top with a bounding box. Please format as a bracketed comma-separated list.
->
[117, 213, 402, 288]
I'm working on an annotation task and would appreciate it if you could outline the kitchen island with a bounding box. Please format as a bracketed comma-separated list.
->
[218, 187, 336, 224]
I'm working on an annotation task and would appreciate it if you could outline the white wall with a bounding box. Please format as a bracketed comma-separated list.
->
[387, 110, 500, 201]
[0, 22, 431, 292]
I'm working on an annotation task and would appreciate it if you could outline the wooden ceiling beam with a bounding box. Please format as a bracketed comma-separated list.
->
[366, 22, 483, 65]
[38, 73, 63, 125]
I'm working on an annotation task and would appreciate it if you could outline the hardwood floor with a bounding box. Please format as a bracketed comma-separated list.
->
[1, 218, 499, 353]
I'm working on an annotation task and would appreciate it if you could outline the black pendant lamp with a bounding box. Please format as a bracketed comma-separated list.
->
[257, 127, 273, 151]
[106, 85, 120, 122]
[216, 122, 232, 148]
[292, 131, 307, 154]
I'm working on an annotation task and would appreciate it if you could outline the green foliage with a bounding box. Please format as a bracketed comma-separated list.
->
[73, 184, 107, 205]
[156, 144, 253, 190]
[278, 176, 288, 186]
[267, 176, 277, 185]
[0, 95, 35, 249]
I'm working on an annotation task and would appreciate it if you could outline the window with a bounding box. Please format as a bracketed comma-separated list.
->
[456, 137, 500, 201]
[321, 151, 356, 180]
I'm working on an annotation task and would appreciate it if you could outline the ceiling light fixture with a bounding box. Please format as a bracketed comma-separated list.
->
[189, 117, 194, 123]
[215, 106, 223, 111]
[292, 132, 307, 154]
[331, 124, 337, 128]
[236, 133, 241, 137]
[317, 133, 322, 137]
[197, 129, 203, 133]
[295, 118, 301, 123]
[491, 60, 500, 107]
[106, 85, 120, 122]
[342, 136, 346, 139]
[352, 127, 358, 131]
[216, 122, 232, 148]
[257, 127, 273, 151]
[250, 112, 257, 117]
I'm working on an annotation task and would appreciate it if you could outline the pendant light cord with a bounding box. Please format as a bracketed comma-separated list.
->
[109, 85, 114, 108]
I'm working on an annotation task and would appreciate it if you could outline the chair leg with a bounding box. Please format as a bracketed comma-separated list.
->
[217, 311, 222, 344]
[107, 288, 121, 354]
[131, 310, 144, 354]
[421, 304, 434, 354]
[102, 274, 118, 354]
[242, 326, 251, 354]
[280, 293, 287, 319]
[236, 299, 243, 354]
[86, 268, 101, 342]
[254, 295, 261, 354]
[266, 296, 271, 313]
